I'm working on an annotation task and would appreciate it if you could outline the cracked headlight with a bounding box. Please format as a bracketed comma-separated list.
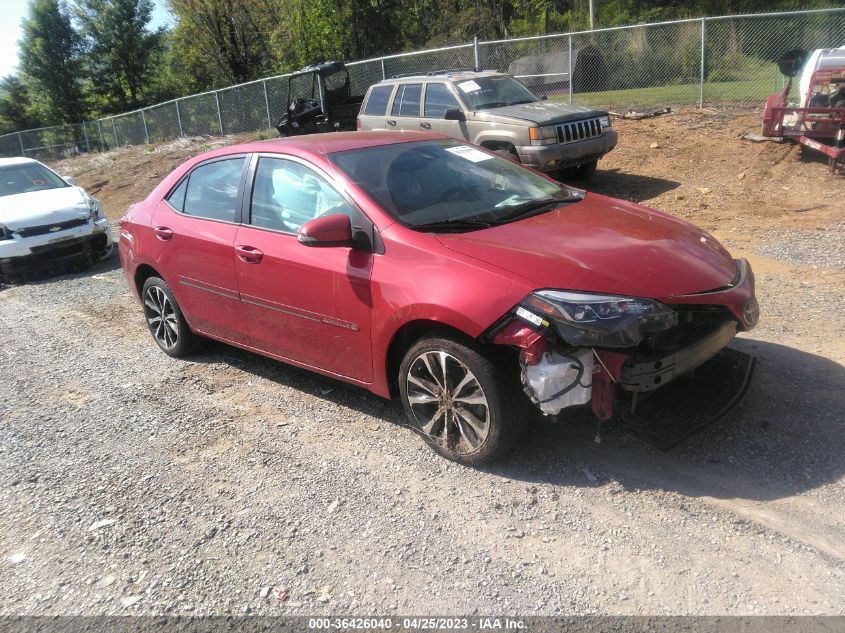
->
[520, 290, 677, 347]
[599, 115, 611, 129]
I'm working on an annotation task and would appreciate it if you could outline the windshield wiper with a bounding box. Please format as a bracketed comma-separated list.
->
[475, 102, 508, 111]
[509, 99, 537, 105]
[410, 218, 494, 233]
[494, 196, 583, 223]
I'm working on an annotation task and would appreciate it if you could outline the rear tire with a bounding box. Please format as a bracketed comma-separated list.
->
[141, 276, 197, 358]
[399, 335, 526, 466]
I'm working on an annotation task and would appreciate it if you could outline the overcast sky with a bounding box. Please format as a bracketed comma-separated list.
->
[0, 0, 174, 79]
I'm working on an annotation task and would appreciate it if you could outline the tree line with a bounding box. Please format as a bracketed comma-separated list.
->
[0, 0, 839, 133]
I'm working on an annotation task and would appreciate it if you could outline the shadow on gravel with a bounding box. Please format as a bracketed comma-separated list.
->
[1, 250, 122, 287]
[188, 340, 407, 425]
[188, 333, 843, 505]
[568, 168, 681, 203]
[494, 339, 845, 503]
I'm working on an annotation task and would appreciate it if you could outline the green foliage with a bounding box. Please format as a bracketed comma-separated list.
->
[19, 0, 86, 124]
[75, 0, 166, 113]
[168, 0, 277, 87]
[0, 76, 43, 133]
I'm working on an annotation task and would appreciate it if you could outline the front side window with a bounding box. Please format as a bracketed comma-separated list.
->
[180, 157, 246, 222]
[363, 85, 394, 116]
[250, 157, 356, 233]
[331, 140, 583, 231]
[0, 162, 69, 198]
[391, 83, 422, 117]
[424, 83, 461, 118]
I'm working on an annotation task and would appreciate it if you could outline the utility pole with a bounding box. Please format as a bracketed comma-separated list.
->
[588, 0, 595, 29]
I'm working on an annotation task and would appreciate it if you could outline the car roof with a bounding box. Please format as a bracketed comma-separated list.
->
[0, 157, 38, 167]
[377, 70, 503, 84]
[207, 130, 448, 160]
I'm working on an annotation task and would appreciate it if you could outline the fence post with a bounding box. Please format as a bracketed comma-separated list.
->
[263, 80, 272, 129]
[699, 18, 706, 108]
[82, 123, 90, 153]
[97, 119, 105, 150]
[381, 58, 386, 80]
[214, 91, 224, 135]
[568, 33, 573, 104]
[473, 37, 480, 71]
[175, 99, 184, 136]
[141, 109, 150, 144]
[17, 132, 25, 156]
[111, 117, 119, 147]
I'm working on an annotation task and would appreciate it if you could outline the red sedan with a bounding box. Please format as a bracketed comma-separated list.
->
[119, 131, 758, 465]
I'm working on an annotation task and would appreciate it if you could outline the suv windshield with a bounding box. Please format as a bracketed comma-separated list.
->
[331, 139, 583, 232]
[0, 163, 69, 198]
[454, 76, 539, 111]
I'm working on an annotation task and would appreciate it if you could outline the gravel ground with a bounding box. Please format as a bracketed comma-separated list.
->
[2, 110, 844, 617]
[1, 236, 843, 617]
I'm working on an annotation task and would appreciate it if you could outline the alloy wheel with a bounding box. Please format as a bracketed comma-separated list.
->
[143, 285, 179, 350]
[406, 350, 491, 455]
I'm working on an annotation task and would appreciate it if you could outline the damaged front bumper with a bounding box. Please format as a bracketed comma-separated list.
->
[488, 259, 758, 421]
[0, 218, 112, 279]
[617, 321, 737, 392]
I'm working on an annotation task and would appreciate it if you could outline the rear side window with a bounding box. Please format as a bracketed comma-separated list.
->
[181, 158, 246, 222]
[391, 83, 422, 117]
[363, 85, 393, 116]
[424, 83, 461, 118]
[166, 177, 188, 211]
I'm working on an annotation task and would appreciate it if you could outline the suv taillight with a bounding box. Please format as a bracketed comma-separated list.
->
[356, 118, 362, 130]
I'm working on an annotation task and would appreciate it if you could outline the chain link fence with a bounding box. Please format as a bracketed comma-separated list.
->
[1, 8, 843, 161]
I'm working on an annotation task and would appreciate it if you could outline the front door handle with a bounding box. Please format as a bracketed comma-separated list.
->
[153, 226, 173, 240]
[235, 245, 263, 264]
[386, 120, 397, 127]
[420, 121, 431, 130]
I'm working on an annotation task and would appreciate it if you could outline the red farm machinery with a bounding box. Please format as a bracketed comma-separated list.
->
[762, 46, 845, 173]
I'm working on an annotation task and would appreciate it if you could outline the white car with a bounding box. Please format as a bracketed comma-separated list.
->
[0, 157, 112, 280]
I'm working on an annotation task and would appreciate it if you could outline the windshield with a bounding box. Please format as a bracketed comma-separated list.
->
[454, 76, 539, 111]
[0, 162, 69, 198]
[330, 139, 583, 232]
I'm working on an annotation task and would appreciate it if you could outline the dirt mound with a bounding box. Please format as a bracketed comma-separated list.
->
[48, 109, 843, 232]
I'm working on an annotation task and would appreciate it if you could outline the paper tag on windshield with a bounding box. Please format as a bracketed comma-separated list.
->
[445, 145, 491, 163]
[457, 80, 481, 93]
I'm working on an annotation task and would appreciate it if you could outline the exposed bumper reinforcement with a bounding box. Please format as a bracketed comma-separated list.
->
[620, 321, 738, 392]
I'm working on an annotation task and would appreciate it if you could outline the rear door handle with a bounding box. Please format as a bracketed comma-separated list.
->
[153, 226, 173, 240]
[420, 122, 431, 130]
[235, 245, 263, 264]
[386, 120, 397, 127]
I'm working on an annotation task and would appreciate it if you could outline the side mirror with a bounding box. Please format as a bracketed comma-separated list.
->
[540, 94, 548, 101]
[443, 108, 466, 121]
[297, 213, 353, 248]
[63, 175, 75, 185]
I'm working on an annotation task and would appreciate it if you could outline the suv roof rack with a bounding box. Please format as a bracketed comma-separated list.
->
[389, 67, 495, 79]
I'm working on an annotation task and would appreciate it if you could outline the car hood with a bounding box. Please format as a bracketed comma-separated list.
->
[0, 187, 90, 230]
[437, 194, 737, 299]
[475, 101, 605, 126]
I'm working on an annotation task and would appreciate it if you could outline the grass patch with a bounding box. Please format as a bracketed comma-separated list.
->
[552, 67, 785, 109]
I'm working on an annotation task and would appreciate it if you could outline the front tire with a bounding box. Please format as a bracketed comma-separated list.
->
[399, 335, 524, 465]
[141, 276, 197, 357]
